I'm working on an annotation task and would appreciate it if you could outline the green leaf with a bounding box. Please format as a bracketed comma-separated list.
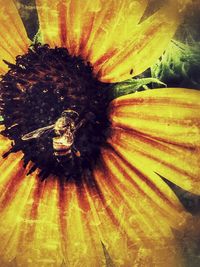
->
[151, 39, 200, 88]
[33, 30, 43, 44]
[110, 77, 166, 100]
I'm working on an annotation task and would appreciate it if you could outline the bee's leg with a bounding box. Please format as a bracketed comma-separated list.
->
[68, 149, 81, 179]
[69, 149, 75, 166]
[55, 155, 63, 164]
[72, 145, 81, 157]
[74, 118, 86, 132]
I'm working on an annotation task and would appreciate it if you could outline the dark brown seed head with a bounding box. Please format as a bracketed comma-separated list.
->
[0, 43, 110, 182]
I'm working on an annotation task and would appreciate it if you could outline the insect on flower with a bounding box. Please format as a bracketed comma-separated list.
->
[21, 109, 83, 158]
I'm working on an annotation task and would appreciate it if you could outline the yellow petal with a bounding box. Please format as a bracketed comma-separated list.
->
[0, 130, 11, 158]
[36, 0, 104, 52]
[17, 178, 64, 267]
[0, 153, 25, 205]
[0, 152, 64, 266]
[35, 0, 110, 55]
[98, 6, 180, 82]
[110, 88, 200, 146]
[109, 88, 200, 194]
[0, 133, 65, 265]
[63, 0, 105, 56]
[83, 0, 148, 63]
[57, 182, 105, 266]
[36, 1, 180, 83]
[0, 167, 104, 266]
[91, 148, 187, 266]
[0, 0, 30, 74]
[0, 149, 187, 266]
[100, 147, 188, 230]
[36, 0, 66, 48]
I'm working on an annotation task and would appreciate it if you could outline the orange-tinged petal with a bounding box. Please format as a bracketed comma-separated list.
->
[0, 133, 65, 265]
[109, 88, 200, 146]
[109, 88, 200, 194]
[0, 153, 64, 266]
[34, 0, 192, 84]
[109, 128, 200, 195]
[36, 1, 180, 83]
[0, 131, 11, 158]
[35, 0, 67, 48]
[58, 182, 105, 266]
[0, 149, 187, 266]
[0, 0, 30, 74]
[0, 153, 24, 207]
[36, 0, 103, 51]
[36, 0, 107, 55]
[0, 152, 104, 266]
[17, 178, 64, 267]
[100, 147, 188, 230]
[63, 0, 104, 56]
[83, 0, 148, 63]
[0, 173, 42, 265]
[98, 6, 180, 82]
[91, 148, 186, 266]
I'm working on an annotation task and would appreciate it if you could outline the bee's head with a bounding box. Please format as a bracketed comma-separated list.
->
[61, 109, 79, 121]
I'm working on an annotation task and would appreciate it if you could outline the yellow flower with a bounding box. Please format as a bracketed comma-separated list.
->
[0, 1, 199, 267]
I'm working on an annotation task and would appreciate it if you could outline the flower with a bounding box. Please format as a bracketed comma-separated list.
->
[0, 1, 199, 267]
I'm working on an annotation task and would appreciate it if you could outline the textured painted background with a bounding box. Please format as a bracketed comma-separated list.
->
[12, 1, 200, 266]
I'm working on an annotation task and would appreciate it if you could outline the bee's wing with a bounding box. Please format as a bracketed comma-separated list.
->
[21, 124, 54, 141]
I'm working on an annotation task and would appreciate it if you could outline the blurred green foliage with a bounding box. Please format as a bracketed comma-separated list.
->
[151, 39, 200, 89]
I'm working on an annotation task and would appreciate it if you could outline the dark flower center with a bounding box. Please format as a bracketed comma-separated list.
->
[0, 44, 110, 181]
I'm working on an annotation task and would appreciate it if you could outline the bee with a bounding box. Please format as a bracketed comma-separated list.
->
[21, 109, 83, 158]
